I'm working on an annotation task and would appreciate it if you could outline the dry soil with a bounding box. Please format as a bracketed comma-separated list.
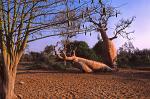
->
[15, 68, 150, 99]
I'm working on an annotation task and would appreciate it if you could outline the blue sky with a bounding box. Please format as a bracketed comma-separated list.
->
[28, 0, 150, 52]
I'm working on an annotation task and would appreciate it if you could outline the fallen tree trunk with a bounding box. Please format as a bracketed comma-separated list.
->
[74, 57, 112, 72]
[55, 49, 112, 73]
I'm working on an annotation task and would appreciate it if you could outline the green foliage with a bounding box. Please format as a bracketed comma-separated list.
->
[117, 50, 131, 67]
[20, 54, 32, 62]
[117, 48, 150, 67]
[22, 50, 69, 70]
[93, 40, 150, 67]
[34, 52, 67, 70]
[21, 41, 150, 70]
[52, 62, 71, 70]
[43, 45, 54, 56]
[66, 41, 101, 61]
[92, 40, 105, 62]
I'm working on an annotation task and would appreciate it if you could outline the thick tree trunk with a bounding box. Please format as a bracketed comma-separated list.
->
[99, 29, 117, 68]
[75, 57, 112, 72]
[56, 52, 112, 73]
[0, 50, 22, 99]
[103, 40, 117, 67]
[0, 64, 18, 99]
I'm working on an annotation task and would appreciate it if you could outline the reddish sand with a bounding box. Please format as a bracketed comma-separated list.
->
[15, 69, 150, 99]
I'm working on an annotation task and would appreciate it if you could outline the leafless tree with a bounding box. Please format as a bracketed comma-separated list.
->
[0, 0, 88, 98]
[85, 1, 135, 67]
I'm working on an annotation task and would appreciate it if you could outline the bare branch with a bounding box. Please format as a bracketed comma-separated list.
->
[110, 17, 135, 40]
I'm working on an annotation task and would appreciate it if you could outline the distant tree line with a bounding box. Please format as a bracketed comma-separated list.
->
[20, 41, 100, 70]
[93, 41, 150, 67]
[19, 41, 150, 70]
[117, 48, 150, 67]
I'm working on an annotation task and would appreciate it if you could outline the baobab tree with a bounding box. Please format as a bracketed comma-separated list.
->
[86, 2, 135, 68]
[54, 42, 112, 73]
[0, 0, 89, 98]
[53, 0, 135, 72]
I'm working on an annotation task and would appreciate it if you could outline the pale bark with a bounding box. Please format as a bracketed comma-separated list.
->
[55, 51, 112, 73]
[89, 16, 117, 68]
[0, 68, 18, 99]
[0, 40, 23, 99]
[102, 40, 117, 67]
[99, 29, 117, 68]
[78, 62, 93, 73]
[0, 62, 17, 99]
[88, 3, 133, 68]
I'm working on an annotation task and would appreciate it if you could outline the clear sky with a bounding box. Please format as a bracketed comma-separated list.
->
[27, 0, 150, 52]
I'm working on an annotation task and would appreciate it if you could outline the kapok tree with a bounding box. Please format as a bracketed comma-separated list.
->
[86, 2, 135, 68]
[0, 0, 78, 98]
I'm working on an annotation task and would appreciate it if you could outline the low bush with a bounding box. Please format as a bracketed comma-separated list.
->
[117, 49, 150, 67]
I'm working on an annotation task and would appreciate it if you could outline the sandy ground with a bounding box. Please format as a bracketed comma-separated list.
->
[15, 68, 150, 99]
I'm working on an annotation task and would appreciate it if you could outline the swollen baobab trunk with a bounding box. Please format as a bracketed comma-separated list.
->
[88, 2, 134, 69]
[55, 49, 112, 73]
[73, 57, 112, 72]
[102, 40, 117, 67]
[99, 29, 117, 68]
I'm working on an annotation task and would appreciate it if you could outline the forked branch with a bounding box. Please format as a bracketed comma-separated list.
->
[110, 17, 135, 40]
[54, 42, 112, 73]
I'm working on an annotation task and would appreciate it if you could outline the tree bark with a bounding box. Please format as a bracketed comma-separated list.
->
[0, 64, 18, 99]
[0, 50, 22, 99]
[55, 52, 112, 73]
[75, 57, 112, 72]
[99, 29, 117, 68]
